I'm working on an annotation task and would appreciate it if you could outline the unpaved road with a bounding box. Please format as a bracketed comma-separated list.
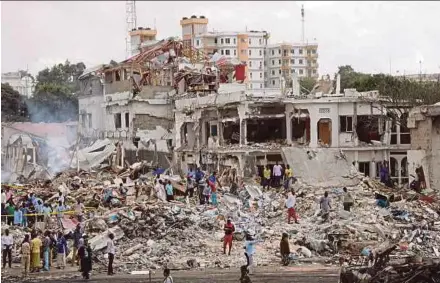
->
[2, 266, 339, 283]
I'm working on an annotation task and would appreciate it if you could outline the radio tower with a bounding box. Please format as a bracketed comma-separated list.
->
[301, 4, 305, 44]
[126, 1, 137, 59]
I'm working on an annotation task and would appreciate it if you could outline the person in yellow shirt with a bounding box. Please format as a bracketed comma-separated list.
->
[263, 165, 271, 190]
[284, 165, 294, 190]
[30, 232, 42, 273]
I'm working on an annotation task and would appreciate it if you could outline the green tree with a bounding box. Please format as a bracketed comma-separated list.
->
[299, 77, 317, 94]
[1, 83, 29, 122]
[27, 60, 86, 123]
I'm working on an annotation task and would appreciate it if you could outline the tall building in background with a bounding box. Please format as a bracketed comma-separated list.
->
[266, 42, 319, 88]
[1, 72, 35, 98]
[129, 27, 158, 56]
[179, 15, 318, 90]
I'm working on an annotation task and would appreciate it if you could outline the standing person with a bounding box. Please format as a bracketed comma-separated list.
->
[239, 264, 252, 283]
[202, 180, 211, 205]
[163, 268, 173, 283]
[272, 162, 283, 187]
[6, 201, 15, 226]
[208, 171, 219, 206]
[1, 189, 6, 223]
[223, 218, 235, 255]
[20, 203, 29, 228]
[320, 191, 332, 222]
[35, 200, 44, 222]
[75, 200, 85, 223]
[262, 165, 271, 190]
[165, 181, 174, 202]
[56, 201, 65, 228]
[283, 165, 294, 190]
[2, 229, 13, 269]
[285, 190, 299, 224]
[43, 231, 51, 271]
[78, 235, 92, 279]
[14, 206, 23, 226]
[56, 231, 67, 269]
[30, 232, 42, 273]
[42, 203, 52, 230]
[58, 191, 65, 206]
[21, 234, 31, 276]
[244, 234, 259, 275]
[155, 180, 166, 202]
[280, 233, 290, 266]
[380, 162, 389, 185]
[342, 187, 354, 212]
[186, 176, 195, 198]
[72, 224, 82, 267]
[195, 167, 204, 186]
[106, 233, 115, 276]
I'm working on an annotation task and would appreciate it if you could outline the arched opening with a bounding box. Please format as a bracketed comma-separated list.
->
[317, 118, 332, 146]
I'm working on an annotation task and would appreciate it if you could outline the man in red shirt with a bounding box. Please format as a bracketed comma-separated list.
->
[223, 218, 235, 255]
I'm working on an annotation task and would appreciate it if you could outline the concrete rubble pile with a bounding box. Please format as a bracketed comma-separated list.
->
[2, 149, 439, 275]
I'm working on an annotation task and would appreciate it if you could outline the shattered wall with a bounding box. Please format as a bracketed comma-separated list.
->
[134, 115, 173, 131]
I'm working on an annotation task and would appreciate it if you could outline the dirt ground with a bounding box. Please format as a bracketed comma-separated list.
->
[1, 265, 340, 283]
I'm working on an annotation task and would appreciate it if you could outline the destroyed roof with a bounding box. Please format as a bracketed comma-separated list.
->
[78, 64, 108, 80]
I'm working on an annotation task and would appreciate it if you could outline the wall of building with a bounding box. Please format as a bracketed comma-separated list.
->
[78, 94, 105, 134]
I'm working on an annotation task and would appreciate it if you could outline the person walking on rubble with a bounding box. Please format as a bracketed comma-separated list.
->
[319, 191, 332, 222]
[342, 187, 354, 212]
[285, 190, 299, 224]
[186, 176, 195, 198]
[165, 180, 174, 202]
[244, 233, 259, 275]
[262, 165, 271, 190]
[223, 218, 235, 255]
[42, 203, 52, 230]
[107, 233, 116, 276]
[21, 234, 31, 276]
[75, 200, 85, 223]
[155, 179, 166, 202]
[56, 201, 65, 228]
[201, 179, 211, 205]
[2, 228, 13, 270]
[273, 162, 283, 187]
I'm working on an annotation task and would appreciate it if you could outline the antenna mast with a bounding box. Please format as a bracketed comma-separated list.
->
[126, 1, 137, 59]
[301, 5, 305, 44]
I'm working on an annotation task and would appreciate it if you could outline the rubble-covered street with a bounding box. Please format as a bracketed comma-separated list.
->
[1, 147, 439, 282]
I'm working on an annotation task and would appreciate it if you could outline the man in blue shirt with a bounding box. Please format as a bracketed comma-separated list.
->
[244, 233, 260, 275]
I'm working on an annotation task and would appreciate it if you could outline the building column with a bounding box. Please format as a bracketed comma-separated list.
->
[32, 148, 36, 166]
[240, 119, 247, 145]
[354, 150, 359, 171]
[396, 123, 401, 145]
[121, 144, 125, 167]
[370, 161, 377, 179]
[218, 121, 224, 146]
[285, 112, 292, 145]
[310, 118, 318, 148]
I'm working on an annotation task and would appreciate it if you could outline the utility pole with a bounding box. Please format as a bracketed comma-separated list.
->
[419, 60, 422, 82]
[301, 5, 305, 44]
[126, 1, 137, 59]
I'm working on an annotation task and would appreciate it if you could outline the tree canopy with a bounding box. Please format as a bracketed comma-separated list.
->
[26, 60, 86, 123]
[337, 65, 440, 106]
[1, 83, 29, 122]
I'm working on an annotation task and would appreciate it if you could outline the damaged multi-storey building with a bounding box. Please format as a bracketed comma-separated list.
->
[174, 74, 412, 186]
[407, 102, 440, 191]
[77, 37, 212, 168]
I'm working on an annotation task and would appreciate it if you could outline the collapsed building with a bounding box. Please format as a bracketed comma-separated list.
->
[174, 75, 412, 187]
[408, 102, 440, 192]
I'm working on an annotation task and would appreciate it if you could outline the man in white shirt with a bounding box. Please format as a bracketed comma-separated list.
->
[106, 233, 115, 276]
[2, 229, 14, 269]
[273, 162, 283, 187]
[285, 190, 299, 224]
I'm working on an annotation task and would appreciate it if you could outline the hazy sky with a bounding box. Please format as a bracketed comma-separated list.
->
[2, 1, 440, 76]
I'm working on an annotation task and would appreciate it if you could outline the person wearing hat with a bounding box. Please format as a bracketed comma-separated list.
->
[280, 233, 290, 266]
[223, 218, 235, 256]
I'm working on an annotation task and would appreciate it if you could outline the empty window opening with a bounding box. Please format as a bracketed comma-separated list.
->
[317, 118, 332, 146]
[223, 122, 240, 145]
[115, 70, 121, 81]
[356, 115, 380, 144]
[125, 113, 130, 128]
[291, 116, 310, 144]
[358, 162, 370, 177]
[114, 113, 122, 129]
[247, 118, 286, 143]
[339, 116, 353, 133]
